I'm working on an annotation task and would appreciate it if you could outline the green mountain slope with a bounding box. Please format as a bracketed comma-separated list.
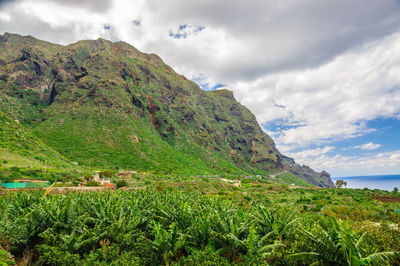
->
[0, 32, 334, 186]
[0, 111, 72, 168]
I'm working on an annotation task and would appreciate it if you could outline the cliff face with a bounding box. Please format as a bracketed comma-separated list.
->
[0, 33, 333, 186]
[281, 156, 334, 187]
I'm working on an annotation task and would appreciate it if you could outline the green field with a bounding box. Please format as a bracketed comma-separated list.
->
[0, 175, 399, 265]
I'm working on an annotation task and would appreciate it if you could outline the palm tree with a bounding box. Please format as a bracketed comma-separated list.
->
[335, 180, 347, 188]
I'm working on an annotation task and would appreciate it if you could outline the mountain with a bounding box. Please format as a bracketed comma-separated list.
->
[0, 32, 334, 187]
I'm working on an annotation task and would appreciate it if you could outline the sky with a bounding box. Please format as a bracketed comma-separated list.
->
[0, 0, 400, 177]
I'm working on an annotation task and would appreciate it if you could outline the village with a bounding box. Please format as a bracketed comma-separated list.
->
[0, 169, 245, 193]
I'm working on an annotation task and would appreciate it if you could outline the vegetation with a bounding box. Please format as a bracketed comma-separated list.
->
[0, 181, 399, 265]
[335, 179, 347, 188]
[0, 112, 73, 169]
[275, 172, 313, 187]
[116, 180, 129, 188]
[0, 166, 86, 184]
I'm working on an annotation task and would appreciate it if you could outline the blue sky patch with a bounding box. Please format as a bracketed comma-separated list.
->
[192, 77, 225, 91]
[263, 119, 305, 133]
[169, 24, 206, 39]
[331, 117, 400, 156]
[270, 117, 400, 170]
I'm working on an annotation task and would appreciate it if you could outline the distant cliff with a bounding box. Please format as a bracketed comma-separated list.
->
[281, 155, 334, 187]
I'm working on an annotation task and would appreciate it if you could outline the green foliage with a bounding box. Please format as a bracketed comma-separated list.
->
[275, 172, 313, 187]
[0, 249, 14, 266]
[174, 247, 230, 265]
[86, 180, 100, 187]
[116, 180, 129, 188]
[0, 111, 73, 169]
[99, 170, 113, 178]
[288, 217, 398, 265]
[336, 179, 347, 188]
[0, 188, 398, 265]
[0, 166, 82, 183]
[36, 245, 81, 265]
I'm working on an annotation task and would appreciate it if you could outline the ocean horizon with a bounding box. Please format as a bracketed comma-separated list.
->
[332, 175, 400, 191]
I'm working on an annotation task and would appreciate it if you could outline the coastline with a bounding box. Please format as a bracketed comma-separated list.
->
[332, 175, 400, 191]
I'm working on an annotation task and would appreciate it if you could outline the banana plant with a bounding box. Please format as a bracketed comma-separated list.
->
[144, 221, 188, 266]
[253, 206, 300, 242]
[287, 218, 399, 265]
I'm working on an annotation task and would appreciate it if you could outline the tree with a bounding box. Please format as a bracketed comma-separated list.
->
[83, 174, 93, 182]
[393, 187, 399, 193]
[99, 170, 113, 179]
[335, 179, 347, 188]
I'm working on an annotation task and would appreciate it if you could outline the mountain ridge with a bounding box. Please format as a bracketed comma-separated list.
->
[0, 32, 334, 187]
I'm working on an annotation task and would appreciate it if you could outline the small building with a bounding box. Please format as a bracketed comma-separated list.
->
[93, 174, 100, 181]
[99, 179, 112, 185]
[103, 182, 115, 189]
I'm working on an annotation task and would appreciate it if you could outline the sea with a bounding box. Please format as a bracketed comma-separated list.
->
[331, 175, 400, 191]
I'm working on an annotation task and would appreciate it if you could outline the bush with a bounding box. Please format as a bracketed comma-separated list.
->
[99, 170, 113, 178]
[86, 181, 101, 187]
[116, 180, 129, 188]
[36, 245, 80, 265]
[174, 248, 230, 266]
[0, 249, 14, 266]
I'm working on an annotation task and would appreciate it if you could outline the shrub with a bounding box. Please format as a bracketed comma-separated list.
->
[0, 249, 14, 266]
[116, 180, 129, 188]
[36, 245, 80, 265]
[83, 174, 93, 181]
[86, 181, 101, 187]
[174, 248, 230, 266]
[99, 170, 113, 178]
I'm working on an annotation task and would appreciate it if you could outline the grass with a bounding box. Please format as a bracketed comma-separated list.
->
[0, 150, 46, 168]
[30, 106, 244, 174]
[0, 111, 74, 169]
[275, 172, 313, 187]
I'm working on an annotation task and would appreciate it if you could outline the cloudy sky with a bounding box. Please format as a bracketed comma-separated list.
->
[1, 0, 400, 177]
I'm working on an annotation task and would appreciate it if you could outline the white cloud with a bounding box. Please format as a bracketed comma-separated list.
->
[286, 146, 334, 160]
[0, 11, 10, 21]
[1, 0, 400, 176]
[352, 142, 382, 151]
[293, 150, 400, 176]
[233, 32, 400, 149]
[1, 0, 400, 79]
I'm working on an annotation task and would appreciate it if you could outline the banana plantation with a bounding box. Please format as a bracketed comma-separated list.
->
[0, 189, 399, 265]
